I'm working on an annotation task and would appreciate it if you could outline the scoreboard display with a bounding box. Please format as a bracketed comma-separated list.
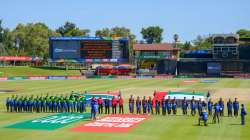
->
[49, 36, 129, 63]
[80, 40, 112, 59]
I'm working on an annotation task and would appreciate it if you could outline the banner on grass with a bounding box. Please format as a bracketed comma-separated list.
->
[72, 114, 150, 133]
[6, 113, 91, 130]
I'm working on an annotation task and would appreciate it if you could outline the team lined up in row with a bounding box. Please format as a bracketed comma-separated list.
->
[126, 95, 241, 117]
[5, 95, 87, 113]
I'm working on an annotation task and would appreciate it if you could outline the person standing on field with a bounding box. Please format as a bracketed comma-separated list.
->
[147, 96, 153, 114]
[227, 98, 233, 117]
[233, 98, 239, 117]
[112, 96, 117, 114]
[97, 96, 104, 114]
[218, 98, 224, 116]
[191, 96, 197, 116]
[172, 97, 177, 115]
[207, 99, 213, 116]
[104, 96, 110, 114]
[118, 95, 124, 114]
[182, 97, 188, 115]
[142, 96, 147, 114]
[136, 96, 142, 114]
[129, 95, 135, 114]
[213, 103, 220, 124]
[240, 104, 247, 125]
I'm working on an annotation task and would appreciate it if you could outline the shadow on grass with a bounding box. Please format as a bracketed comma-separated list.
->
[229, 123, 242, 126]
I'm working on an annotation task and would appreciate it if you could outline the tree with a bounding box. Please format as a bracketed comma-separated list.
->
[192, 35, 212, 50]
[236, 29, 250, 38]
[56, 21, 90, 36]
[95, 28, 111, 37]
[12, 22, 59, 58]
[141, 26, 163, 44]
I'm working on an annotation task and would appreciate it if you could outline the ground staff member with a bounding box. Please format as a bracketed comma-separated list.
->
[241, 104, 247, 125]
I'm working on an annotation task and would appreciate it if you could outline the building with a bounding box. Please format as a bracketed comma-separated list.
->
[212, 34, 239, 59]
[178, 34, 250, 77]
[133, 43, 180, 74]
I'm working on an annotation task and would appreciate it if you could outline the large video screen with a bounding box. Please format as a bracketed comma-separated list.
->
[80, 40, 112, 59]
[52, 41, 80, 59]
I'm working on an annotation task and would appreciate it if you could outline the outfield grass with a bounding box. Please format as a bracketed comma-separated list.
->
[0, 66, 81, 77]
[0, 78, 249, 140]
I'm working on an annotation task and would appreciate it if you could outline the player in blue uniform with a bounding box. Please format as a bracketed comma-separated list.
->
[6, 97, 10, 112]
[182, 97, 188, 115]
[155, 97, 161, 115]
[241, 104, 247, 125]
[91, 97, 98, 120]
[162, 96, 166, 115]
[129, 95, 135, 114]
[136, 96, 142, 114]
[147, 96, 153, 114]
[166, 96, 171, 115]
[227, 98, 233, 117]
[218, 98, 224, 116]
[213, 103, 220, 124]
[142, 96, 147, 114]
[207, 99, 213, 116]
[197, 98, 202, 116]
[199, 108, 208, 126]
[233, 98, 239, 117]
[172, 97, 177, 115]
[191, 97, 196, 116]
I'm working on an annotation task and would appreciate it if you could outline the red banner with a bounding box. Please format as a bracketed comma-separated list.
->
[0, 56, 32, 61]
[28, 76, 48, 80]
[0, 77, 8, 81]
[72, 114, 150, 133]
[67, 76, 85, 80]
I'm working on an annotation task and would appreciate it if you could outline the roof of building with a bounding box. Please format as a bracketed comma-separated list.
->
[133, 43, 179, 51]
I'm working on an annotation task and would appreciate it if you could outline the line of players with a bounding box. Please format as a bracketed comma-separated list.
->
[127, 95, 241, 118]
[5, 95, 87, 113]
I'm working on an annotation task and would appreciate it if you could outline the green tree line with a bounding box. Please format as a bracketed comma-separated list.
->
[0, 20, 249, 59]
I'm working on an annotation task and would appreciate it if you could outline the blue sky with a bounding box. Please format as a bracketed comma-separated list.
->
[1, 0, 250, 42]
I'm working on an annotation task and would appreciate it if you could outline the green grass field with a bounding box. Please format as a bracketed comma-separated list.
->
[0, 78, 249, 140]
[0, 66, 81, 77]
